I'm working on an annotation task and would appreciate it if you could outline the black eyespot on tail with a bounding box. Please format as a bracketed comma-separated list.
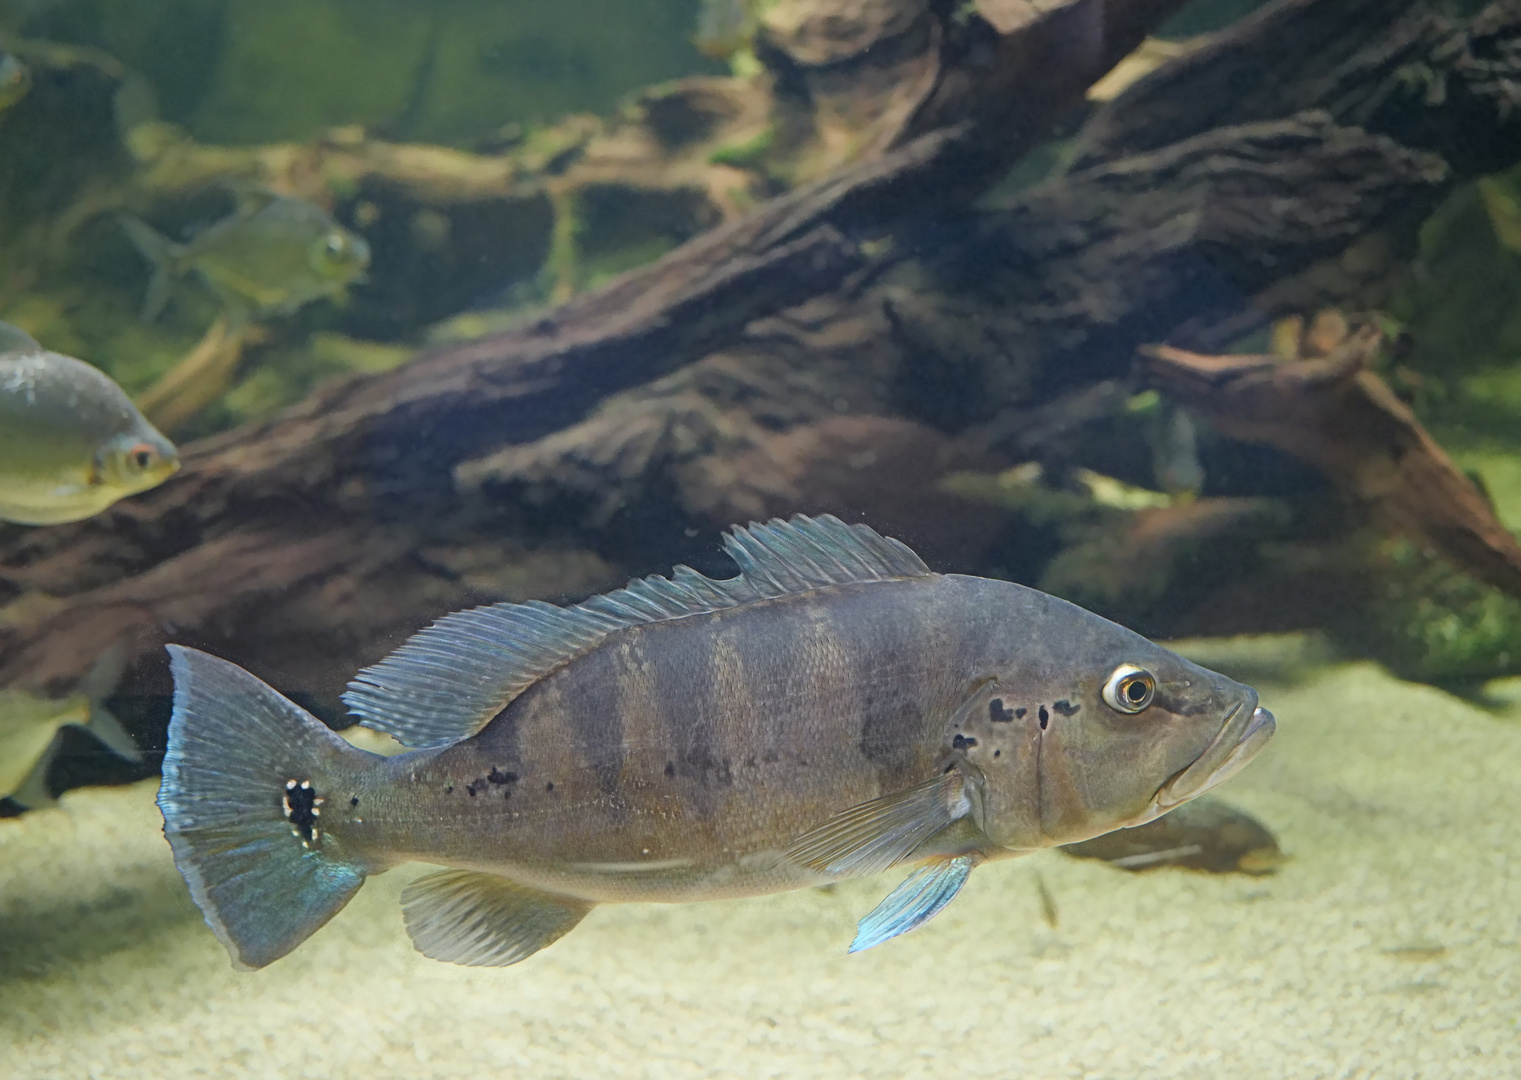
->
[158, 645, 369, 970]
[282, 780, 321, 843]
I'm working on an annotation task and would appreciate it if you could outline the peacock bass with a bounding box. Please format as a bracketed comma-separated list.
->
[158, 515, 1275, 970]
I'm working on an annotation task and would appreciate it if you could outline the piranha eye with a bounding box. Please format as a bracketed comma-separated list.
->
[127, 443, 157, 471]
[1102, 665, 1156, 714]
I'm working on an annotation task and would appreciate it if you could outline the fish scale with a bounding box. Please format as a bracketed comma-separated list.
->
[157, 514, 1274, 970]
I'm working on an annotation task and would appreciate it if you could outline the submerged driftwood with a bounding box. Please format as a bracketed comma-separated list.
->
[0, 0, 1518, 739]
[1142, 328, 1521, 597]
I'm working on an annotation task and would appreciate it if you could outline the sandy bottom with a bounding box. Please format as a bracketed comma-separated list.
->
[2, 645, 1518, 1079]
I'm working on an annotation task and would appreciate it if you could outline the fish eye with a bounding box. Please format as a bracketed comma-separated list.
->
[127, 443, 158, 471]
[1102, 665, 1156, 714]
[323, 233, 347, 257]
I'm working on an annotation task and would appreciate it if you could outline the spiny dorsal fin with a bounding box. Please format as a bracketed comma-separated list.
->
[342, 514, 933, 749]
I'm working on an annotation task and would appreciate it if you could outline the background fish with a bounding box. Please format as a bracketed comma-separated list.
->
[694, 0, 755, 59]
[0, 645, 140, 811]
[158, 514, 1274, 970]
[0, 49, 30, 113]
[0, 320, 179, 525]
[120, 190, 370, 325]
[1060, 794, 1285, 874]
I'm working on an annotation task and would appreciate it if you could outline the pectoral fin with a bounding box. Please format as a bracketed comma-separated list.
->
[400, 869, 593, 968]
[785, 771, 973, 878]
[850, 854, 977, 953]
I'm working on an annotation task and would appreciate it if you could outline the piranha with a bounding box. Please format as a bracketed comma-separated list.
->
[158, 515, 1275, 970]
[0, 320, 178, 524]
[120, 190, 370, 326]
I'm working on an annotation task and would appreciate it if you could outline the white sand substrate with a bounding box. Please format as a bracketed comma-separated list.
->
[2, 649, 1518, 1079]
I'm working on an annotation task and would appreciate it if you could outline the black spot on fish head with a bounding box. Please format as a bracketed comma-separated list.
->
[1014, 707, 1027, 719]
[1024, 633, 1269, 848]
[989, 699, 1015, 723]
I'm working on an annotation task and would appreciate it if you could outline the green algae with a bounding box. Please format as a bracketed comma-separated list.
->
[1359, 538, 1521, 684]
[708, 124, 774, 168]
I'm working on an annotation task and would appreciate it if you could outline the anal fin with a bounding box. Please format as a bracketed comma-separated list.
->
[850, 854, 977, 953]
[785, 771, 973, 878]
[401, 870, 593, 968]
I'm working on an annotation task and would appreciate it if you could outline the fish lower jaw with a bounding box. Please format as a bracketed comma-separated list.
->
[1140, 705, 1277, 824]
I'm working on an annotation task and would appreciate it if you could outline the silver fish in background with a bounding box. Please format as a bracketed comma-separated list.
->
[0, 321, 179, 524]
[120, 189, 370, 325]
[158, 515, 1274, 970]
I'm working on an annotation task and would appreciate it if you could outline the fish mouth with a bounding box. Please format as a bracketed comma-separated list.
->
[1130, 700, 1276, 826]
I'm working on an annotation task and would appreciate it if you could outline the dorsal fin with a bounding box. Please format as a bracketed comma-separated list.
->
[342, 514, 932, 748]
[224, 180, 283, 217]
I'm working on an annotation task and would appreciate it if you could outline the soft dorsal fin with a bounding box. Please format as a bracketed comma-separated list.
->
[342, 514, 933, 748]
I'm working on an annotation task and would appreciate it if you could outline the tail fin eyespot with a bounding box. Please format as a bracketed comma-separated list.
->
[282, 779, 324, 846]
[159, 645, 371, 968]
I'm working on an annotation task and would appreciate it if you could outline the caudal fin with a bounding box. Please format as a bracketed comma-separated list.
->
[118, 214, 180, 323]
[158, 645, 376, 970]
